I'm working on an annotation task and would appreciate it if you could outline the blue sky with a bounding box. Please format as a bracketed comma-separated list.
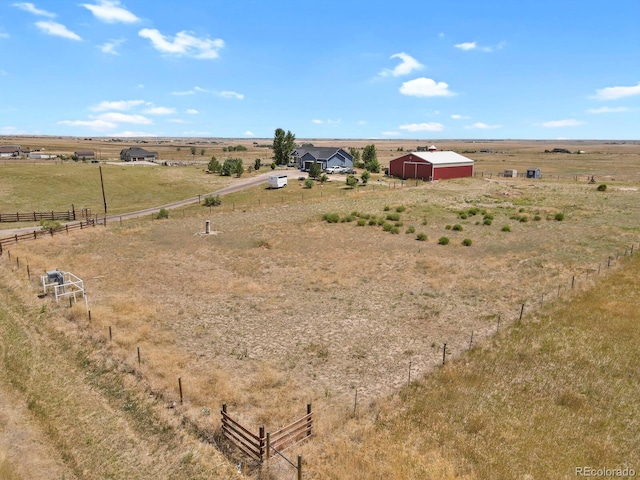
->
[1, 0, 639, 139]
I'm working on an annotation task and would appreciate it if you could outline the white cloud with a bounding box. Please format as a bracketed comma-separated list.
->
[379, 52, 423, 77]
[592, 82, 640, 100]
[12, 2, 56, 17]
[98, 39, 125, 55]
[112, 130, 158, 137]
[168, 119, 188, 124]
[536, 119, 585, 128]
[464, 122, 502, 129]
[400, 77, 455, 97]
[58, 119, 117, 130]
[399, 122, 444, 132]
[218, 90, 244, 99]
[186, 109, 199, 114]
[1, 126, 26, 134]
[327, 119, 341, 125]
[381, 131, 401, 136]
[80, 1, 139, 24]
[587, 106, 628, 114]
[451, 114, 470, 120]
[35, 21, 81, 40]
[358, 120, 367, 125]
[244, 131, 254, 136]
[438, 32, 445, 38]
[139, 29, 224, 59]
[172, 89, 195, 96]
[137, 84, 144, 88]
[96, 112, 153, 124]
[0, 32, 9, 39]
[455, 42, 477, 51]
[312, 119, 323, 124]
[91, 100, 145, 111]
[143, 106, 176, 115]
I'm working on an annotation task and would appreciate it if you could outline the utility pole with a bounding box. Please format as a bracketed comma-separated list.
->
[99, 165, 107, 214]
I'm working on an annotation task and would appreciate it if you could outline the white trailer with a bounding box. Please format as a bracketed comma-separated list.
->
[268, 174, 288, 189]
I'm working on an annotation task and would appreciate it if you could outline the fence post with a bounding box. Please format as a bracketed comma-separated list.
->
[137, 346, 141, 366]
[298, 455, 302, 480]
[519, 303, 525, 322]
[108, 326, 112, 341]
[497, 314, 501, 332]
[259, 426, 265, 462]
[178, 377, 183, 405]
[307, 403, 312, 437]
[353, 389, 358, 416]
[27, 264, 30, 280]
[469, 331, 474, 349]
[442, 343, 447, 365]
[266, 432, 271, 460]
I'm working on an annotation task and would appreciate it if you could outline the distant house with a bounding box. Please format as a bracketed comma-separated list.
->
[389, 148, 474, 181]
[74, 150, 95, 160]
[29, 152, 57, 159]
[120, 147, 158, 162]
[291, 147, 353, 171]
[0, 145, 22, 158]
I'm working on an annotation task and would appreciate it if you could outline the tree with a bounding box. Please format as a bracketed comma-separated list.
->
[349, 147, 362, 168]
[362, 144, 380, 172]
[346, 175, 358, 188]
[272, 128, 296, 165]
[190, 146, 196, 156]
[232, 160, 244, 177]
[200, 148, 205, 156]
[221, 158, 243, 176]
[208, 156, 220, 173]
[361, 170, 370, 184]
[254, 158, 261, 171]
[309, 161, 321, 179]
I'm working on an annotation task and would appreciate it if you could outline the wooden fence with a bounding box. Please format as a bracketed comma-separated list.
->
[0, 209, 77, 223]
[221, 403, 312, 463]
[0, 216, 106, 255]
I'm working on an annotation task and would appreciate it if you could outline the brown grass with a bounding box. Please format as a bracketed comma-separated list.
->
[1, 140, 639, 478]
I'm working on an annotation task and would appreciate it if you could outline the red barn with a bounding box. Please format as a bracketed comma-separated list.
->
[389, 150, 474, 181]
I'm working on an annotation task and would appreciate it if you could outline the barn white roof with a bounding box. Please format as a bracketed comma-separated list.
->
[408, 151, 474, 166]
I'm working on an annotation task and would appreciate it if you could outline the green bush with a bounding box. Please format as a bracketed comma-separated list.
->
[377, 218, 385, 226]
[597, 184, 607, 191]
[394, 222, 403, 227]
[445, 224, 452, 230]
[368, 219, 377, 226]
[462, 238, 472, 246]
[501, 225, 511, 232]
[406, 226, 415, 234]
[396, 206, 406, 213]
[386, 213, 400, 221]
[323, 213, 340, 223]
[483, 213, 494, 220]
[438, 236, 450, 245]
[346, 175, 358, 187]
[416, 233, 427, 241]
[555, 212, 565, 221]
[203, 195, 221, 207]
[519, 215, 529, 223]
[343, 215, 355, 222]
[459, 213, 468, 219]
[483, 218, 492, 225]
[383, 205, 390, 211]
[382, 222, 393, 232]
[304, 178, 313, 188]
[254, 158, 261, 170]
[534, 215, 541, 221]
[468, 207, 479, 216]
[361, 170, 370, 185]
[452, 224, 463, 231]
[270, 162, 276, 170]
[390, 227, 400, 234]
[357, 219, 366, 226]
[156, 208, 169, 219]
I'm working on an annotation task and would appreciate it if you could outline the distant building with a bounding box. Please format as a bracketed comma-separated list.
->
[389, 148, 474, 181]
[74, 150, 96, 160]
[0, 145, 22, 158]
[120, 147, 158, 162]
[526, 168, 541, 179]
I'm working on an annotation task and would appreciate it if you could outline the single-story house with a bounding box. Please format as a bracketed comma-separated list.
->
[389, 149, 474, 181]
[29, 152, 57, 159]
[75, 150, 96, 160]
[120, 147, 158, 162]
[291, 147, 353, 171]
[0, 145, 22, 158]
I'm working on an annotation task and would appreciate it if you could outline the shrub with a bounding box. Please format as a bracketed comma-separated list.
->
[357, 219, 366, 226]
[376, 218, 385, 226]
[468, 207, 479, 216]
[421, 218, 428, 226]
[483, 213, 494, 220]
[203, 195, 221, 207]
[341, 215, 355, 223]
[483, 218, 492, 225]
[304, 178, 313, 188]
[390, 227, 400, 234]
[459, 213, 468, 219]
[368, 219, 377, 226]
[597, 184, 607, 192]
[386, 213, 400, 221]
[270, 162, 276, 170]
[323, 213, 340, 223]
[534, 215, 541, 221]
[207, 157, 221, 173]
[346, 175, 358, 187]
[555, 212, 565, 221]
[156, 208, 169, 219]
[383, 205, 390, 211]
[394, 222, 403, 227]
[361, 170, 370, 185]
[462, 238, 473, 246]
[416, 233, 427, 241]
[452, 224, 463, 231]
[438, 236, 450, 245]
[254, 158, 261, 170]
[382, 222, 393, 232]
[319, 174, 328, 183]
[396, 206, 406, 213]
[519, 216, 529, 223]
[445, 224, 452, 230]
[406, 226, 415, 234]
[501, 225, 511, 232]
[351, 211, 360, 217]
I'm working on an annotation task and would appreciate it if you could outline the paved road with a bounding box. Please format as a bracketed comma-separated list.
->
[0, 170, 306, 237]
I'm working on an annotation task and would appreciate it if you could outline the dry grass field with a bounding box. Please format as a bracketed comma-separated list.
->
[1, 138, 639, 479]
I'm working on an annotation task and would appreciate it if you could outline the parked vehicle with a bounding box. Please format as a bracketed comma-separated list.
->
[325, 166, 342, 174]
[268, 174, 288, 189]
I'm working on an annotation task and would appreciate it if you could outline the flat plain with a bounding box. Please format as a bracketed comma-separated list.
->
[1, 137, 639, 479]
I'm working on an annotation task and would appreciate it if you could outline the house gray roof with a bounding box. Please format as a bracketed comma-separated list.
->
[292, 147, 351, 161]
[121, 147, 158, 157]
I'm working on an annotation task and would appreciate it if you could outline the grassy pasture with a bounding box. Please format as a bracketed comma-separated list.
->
[1, 138, 639, 478]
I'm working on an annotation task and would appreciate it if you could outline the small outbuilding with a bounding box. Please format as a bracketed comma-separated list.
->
[388, 149, 474, 181]
[503, 169, 517, 178]
[526, 168, 541, 179]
